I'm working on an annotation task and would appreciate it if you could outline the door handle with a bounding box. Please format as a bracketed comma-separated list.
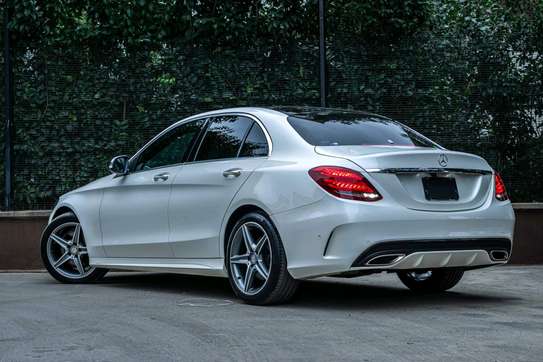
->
[223, 168, 242, 178]
[153, 172, 170, 182]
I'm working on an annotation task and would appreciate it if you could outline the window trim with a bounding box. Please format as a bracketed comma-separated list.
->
[127, 112, 272, 174]
[191, 115, 254, 163]
[128, 117, 209, 174]
[187, 113, 272, 164]
[237, 122, 256, 158]
[185, 118, 211, 162]
[237, 122, 270, 158]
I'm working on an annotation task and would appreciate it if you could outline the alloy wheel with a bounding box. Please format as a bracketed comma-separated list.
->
[46, 222, 95, 279]
[229, 221, 272, 295]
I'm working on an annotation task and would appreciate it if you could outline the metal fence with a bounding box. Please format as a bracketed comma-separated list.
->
[2, 2, 542, 210]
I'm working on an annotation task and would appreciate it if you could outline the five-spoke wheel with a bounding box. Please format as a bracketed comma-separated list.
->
[47, 222, 93, 278]
[229, 221, 272, 295]
[226, 212, 298, 305]
[41, 213, 107, 283]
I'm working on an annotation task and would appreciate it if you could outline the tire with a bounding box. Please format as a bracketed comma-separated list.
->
[397, 269, 464, 293]
[41, 213, 108, 283]
[225, 212, 299, 305]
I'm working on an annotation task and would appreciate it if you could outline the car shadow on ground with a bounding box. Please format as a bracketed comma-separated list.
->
[92, 272, 520, 310]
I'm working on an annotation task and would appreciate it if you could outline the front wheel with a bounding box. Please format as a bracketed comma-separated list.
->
[41, 213, 108, 283]
[226, 212, 298, 305]
[397, 269, 464, 293]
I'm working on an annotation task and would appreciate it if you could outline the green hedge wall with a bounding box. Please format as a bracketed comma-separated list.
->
[1, 0, 542, 209]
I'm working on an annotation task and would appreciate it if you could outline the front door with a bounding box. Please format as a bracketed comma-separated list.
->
[100, 119, 206, 258]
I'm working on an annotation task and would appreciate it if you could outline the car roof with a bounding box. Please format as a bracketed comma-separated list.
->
[186, 106, 390, 121]
[269, 106, 390, 120]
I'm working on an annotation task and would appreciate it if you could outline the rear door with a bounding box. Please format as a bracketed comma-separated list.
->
[100, 119, 206, 257]
[168, 115, 270, 258]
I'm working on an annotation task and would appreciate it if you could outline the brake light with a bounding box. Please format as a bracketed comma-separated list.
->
[309, 166, 382, 201]
[494, 173, 508, 201]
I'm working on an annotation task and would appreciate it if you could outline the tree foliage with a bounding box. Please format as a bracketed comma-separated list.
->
[1, 0, 542, 208]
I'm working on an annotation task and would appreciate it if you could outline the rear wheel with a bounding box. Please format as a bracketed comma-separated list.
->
[397, 269, 464, 293]
[41, 213, 108, 283]
[226, 212, 298, 305]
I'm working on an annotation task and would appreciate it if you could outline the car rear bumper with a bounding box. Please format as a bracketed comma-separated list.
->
[351, 238, 511, 267]
[354, 249, 502, 272]
[271, 194, 515, 279]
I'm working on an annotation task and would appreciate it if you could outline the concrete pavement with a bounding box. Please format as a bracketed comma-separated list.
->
[1, 266, 542, 361]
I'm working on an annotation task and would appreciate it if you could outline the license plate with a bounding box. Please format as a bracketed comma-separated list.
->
[422, 176, 459, 201]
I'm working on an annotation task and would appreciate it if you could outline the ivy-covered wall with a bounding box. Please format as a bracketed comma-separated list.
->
[1, 0, 542, 209]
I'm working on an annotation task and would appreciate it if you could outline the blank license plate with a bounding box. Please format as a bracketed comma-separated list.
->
[422, 177, 459, 201]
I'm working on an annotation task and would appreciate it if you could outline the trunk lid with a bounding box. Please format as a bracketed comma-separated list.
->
[315, 146, 493, 211]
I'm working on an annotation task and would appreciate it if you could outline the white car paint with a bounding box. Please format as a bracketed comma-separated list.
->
[50, 107, 515, 279]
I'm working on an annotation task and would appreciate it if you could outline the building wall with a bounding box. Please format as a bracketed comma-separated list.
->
[1, 205, 542, 270]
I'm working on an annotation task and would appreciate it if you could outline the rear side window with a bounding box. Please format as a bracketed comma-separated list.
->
[287, 114, 436, 148]
[239, 123, 269, 157]
[195, 116, 253, 161]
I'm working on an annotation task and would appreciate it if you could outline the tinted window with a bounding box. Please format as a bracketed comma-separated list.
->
[239, 123, 269, 157]
[135, 119, 205, 171]
[287, 114, 436, 148]
[195, 116, 253, 161]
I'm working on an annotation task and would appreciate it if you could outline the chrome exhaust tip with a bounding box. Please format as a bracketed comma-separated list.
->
[365, 253, 405, 266]
[489, 250, 509, 261]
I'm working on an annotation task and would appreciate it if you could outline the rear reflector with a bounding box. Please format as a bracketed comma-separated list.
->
[494, 173, 509, 201]
[309, 166, 382, 201]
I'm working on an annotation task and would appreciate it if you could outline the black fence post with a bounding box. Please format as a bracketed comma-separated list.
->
[3, 3, 14, 210]
[318, 0, 327, 108]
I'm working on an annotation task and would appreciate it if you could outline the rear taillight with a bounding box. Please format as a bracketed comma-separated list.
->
[494, 173, 508, 201]
[309, 166, 382, 202]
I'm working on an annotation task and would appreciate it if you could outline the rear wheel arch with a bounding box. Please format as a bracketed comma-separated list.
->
[223, 204, 276, 256]
[224, 208, 298, 304]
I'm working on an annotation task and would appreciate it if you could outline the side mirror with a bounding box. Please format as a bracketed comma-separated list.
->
[108, 155, 130, 176]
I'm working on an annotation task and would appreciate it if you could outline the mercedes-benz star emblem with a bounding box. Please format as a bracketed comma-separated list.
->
[438, 154, 448, 167]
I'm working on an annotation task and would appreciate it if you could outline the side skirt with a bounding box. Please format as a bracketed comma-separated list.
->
[90, 257, 227, 277]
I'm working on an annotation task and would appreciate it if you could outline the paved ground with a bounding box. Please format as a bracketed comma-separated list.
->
[1, 266, 542, 362]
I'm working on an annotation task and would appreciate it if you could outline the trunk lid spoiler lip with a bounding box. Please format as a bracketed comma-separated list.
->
[314, 146, 493, 173]
[365, 168, 493, 175]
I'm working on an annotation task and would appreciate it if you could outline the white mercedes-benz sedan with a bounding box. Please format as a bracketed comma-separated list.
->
[41, 107, 515, 304]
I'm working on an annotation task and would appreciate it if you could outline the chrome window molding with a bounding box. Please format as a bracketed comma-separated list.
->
[181, 111, 273, 156]
[126, 112, 272, 175]
[127, 117, 210, 173]
[185, 113, 272, 163]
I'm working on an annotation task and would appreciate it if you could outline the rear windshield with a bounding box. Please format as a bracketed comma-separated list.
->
[287, 114, 436, 148]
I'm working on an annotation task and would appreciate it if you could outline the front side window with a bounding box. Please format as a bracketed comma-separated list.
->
[286, 112, 437, 148]
[135, 119, 205, 171]
[195, 116, 253, 161]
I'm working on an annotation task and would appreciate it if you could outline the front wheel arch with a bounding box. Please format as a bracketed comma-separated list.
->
[51, 205, 76, 221]
[41, 213, 108, 283]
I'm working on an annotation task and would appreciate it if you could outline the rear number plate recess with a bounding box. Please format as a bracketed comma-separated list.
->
[422, 177, 459, 201]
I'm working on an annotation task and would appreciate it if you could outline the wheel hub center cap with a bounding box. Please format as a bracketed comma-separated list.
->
[249, 253, 257, 265]
[70, 246, 78, 255]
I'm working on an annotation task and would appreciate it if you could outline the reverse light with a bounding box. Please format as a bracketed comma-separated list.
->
[309, 166, 382, 202]
[494, 173, 509, 201]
